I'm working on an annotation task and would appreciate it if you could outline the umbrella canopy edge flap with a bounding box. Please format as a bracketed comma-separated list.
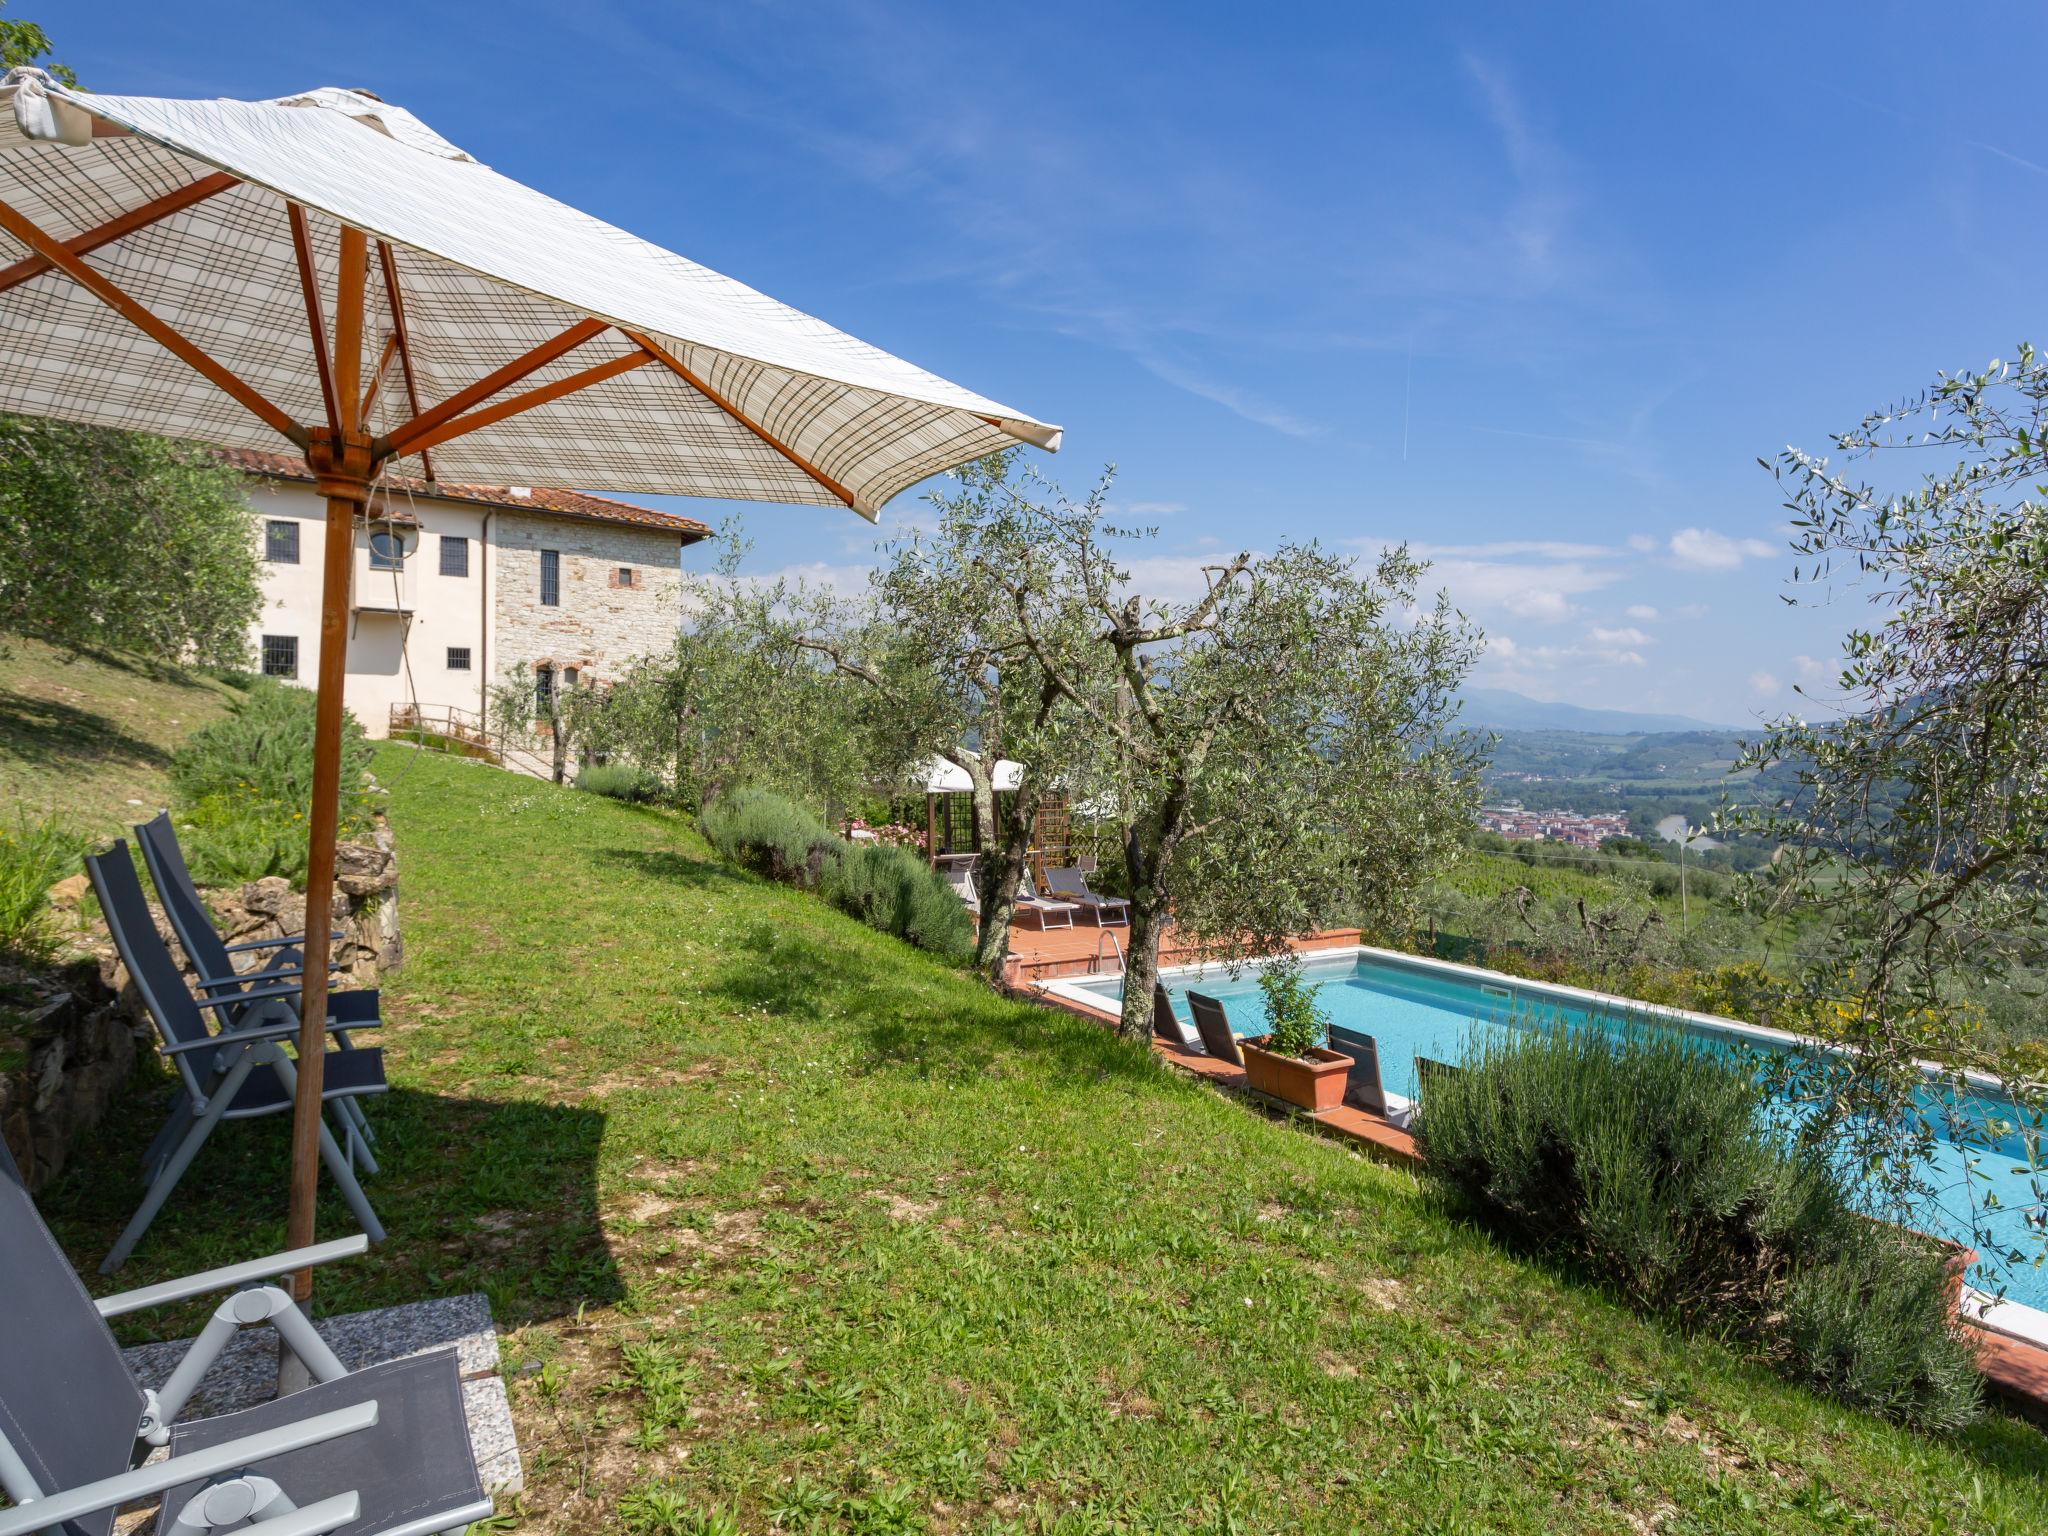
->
[0, 70, 1060, 516]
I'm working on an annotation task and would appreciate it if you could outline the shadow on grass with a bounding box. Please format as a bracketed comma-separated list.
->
[591, 844, 756, 892]
[0, 687, 177, 773]
[704, 911, 1160, 1090]
[37, 1066, 622, 1336]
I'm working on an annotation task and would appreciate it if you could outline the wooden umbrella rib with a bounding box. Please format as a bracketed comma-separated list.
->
[375, 241, 433, 480]
[0, 171, 238, 295]
[286, 203, 341, 440]
[397, 350, 659, 458]
[382, 315, 608, 457]
[0, 195, 304, 445]
[358, 333, 400, 427]
[623, 328, 856, 508]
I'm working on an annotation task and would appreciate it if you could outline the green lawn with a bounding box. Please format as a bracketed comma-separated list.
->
[0, 637, 239, 833]
[39, 747, 2048, 1533]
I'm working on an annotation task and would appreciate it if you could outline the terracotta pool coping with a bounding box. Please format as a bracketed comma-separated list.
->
[1029, 977, 2048, 1420]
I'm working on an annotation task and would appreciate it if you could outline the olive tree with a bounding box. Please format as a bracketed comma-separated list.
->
[797, 454, 1090, 978]
[1732, 345, 2048, 1266]
[595, 528, 893, 814]
[0, 416, 261, 668]
[996, 490, 1486, 1038]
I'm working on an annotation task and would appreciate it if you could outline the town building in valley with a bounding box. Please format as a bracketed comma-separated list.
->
[226, 449, 712, 738]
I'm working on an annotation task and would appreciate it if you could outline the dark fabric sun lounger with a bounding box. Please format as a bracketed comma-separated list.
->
[1326, 1025, 1387, 1115]
[0, 1136, 489, 1536]
[1043, 867, 1130, 926]
[1152, 981, 1203, 1052]
[85, 846, 389, 1273]
[135, 811, 382, 1158]
[1185, 991, 1245, 1067]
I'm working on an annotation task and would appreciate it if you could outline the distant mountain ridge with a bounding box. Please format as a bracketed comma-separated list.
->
[1457, 687, 1741, 736]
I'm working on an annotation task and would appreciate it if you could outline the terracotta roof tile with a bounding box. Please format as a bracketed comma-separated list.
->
[216, 447, 712, 541]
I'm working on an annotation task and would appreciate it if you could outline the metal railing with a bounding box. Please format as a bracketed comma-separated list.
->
[388, 703, 555, 781]
[1089, 927, 1126, 976]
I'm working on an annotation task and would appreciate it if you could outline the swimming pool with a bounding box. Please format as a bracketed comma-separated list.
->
[1045, 946, 2048, 1334]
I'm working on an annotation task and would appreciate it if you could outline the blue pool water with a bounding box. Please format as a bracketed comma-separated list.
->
[1071, 951, 2048, 1313]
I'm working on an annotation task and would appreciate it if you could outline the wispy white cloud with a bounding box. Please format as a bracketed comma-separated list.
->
[1625, 603, 1660, 621]
[1667, 527, 1776, 572]
[1749, 670, 1782, 698]
[1587, 625, 1654, 646]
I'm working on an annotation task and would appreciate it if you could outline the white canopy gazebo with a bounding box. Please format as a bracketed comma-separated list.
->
[0, 69, 1058, 1284]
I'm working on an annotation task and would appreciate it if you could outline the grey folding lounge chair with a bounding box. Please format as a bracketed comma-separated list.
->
[1152, 981, 1203, 1053]
[1043, 868, 1130, 927]
[0, 1137, 490, 1536]
[1184, 991, 1245, 1067]
[135, 812, 382, 1156]
[943, 862, 979, 919]
[85, 847, 388, 1273]
[1414, 1055, 1463, 1104]
[1327, 1025, 1387, 1115]
[1014, 870, 1079, 931]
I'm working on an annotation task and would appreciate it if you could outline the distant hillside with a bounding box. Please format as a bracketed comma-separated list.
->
[1458, 687, 1739, 736]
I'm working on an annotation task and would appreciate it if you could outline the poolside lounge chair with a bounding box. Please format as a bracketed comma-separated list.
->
[1327, 1025, 1415, 1130]
[1414, 1055, 1463, 1113]
[135, 812, 382, 1153]
[1184, 991, 1245, 1067]
[85, 847, 389, 1273]
[1043, 867, 1130, 926]
[943, 861, 979, 919]
[0, 1136, 490, 1536]
[1152, 981, 1203, 1052]
[1014, 869, 1079, 931]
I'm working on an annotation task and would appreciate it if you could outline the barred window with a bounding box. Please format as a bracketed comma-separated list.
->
[539, 548, 560, 606]
[440, 535, 469, 577]
[617, 566, 635, 587]
[446, 646, 471, 671]
[264, 520, 299, 564]
[368, 530, 405, 571]
[261, 635, 298, 679]
[534, 663, 554, 710]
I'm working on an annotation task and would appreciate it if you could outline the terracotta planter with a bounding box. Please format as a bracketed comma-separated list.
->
[1242, 1040, 1353, 1114]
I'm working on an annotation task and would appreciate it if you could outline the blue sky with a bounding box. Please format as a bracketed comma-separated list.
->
[50, 1, 2048, 725]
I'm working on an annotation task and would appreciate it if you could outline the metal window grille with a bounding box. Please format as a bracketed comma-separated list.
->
[446, 646, 472, 671]
[264, 520, 299, 563]
[440, 535, 469, 577]
[260, 634, 298, 678]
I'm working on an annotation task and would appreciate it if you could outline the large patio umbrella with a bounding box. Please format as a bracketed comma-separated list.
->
[0, 68, 1059, 1288]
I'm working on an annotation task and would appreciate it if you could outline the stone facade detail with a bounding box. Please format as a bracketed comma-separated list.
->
[493, 516, 684, 686]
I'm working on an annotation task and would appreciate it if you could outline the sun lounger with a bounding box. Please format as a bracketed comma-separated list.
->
[134, 812, 381, 1154]
[1328, 1025, 1415, 1129]
[1043, 867, 1130, 926]
[1014, 869, 1079, 931]
[85, 846, 389, 1273]
[1152, 981, 1202, 1052]
[0, 1136, 489, 1536]
[1184, 990, 1245, 1067]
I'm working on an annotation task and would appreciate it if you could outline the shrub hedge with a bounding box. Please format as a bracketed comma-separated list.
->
[702, 788, 971, 964]
[1415, 1021, 1982, 1431]
[166, 679, 373, 888]
[577, 763, 663, 803]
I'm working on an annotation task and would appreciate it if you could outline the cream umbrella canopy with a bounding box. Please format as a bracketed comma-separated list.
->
[0, 68, 1059, 1285]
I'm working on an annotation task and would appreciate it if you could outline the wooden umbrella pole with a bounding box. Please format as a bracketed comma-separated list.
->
[289, 227, 371, 1302]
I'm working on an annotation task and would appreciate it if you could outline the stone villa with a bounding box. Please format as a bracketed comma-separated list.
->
[223, 449, 711, 738]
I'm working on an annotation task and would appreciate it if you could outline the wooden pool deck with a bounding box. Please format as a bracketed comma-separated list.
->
[1027, 959, 2048, 1421]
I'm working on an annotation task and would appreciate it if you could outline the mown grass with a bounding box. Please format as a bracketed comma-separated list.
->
[37, 748, 2048, 1533]
[0, 637, 239, 833]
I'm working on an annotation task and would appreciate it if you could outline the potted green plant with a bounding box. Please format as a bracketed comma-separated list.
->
[1240, 953, 1352, 1113]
